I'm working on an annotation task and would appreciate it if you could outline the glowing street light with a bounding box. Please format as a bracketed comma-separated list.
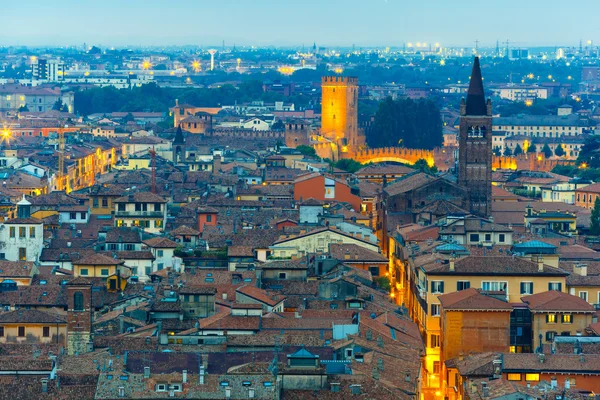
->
[580, 162, 588, 169]
[192, 60, 201, 72]
[525, 99, 533, 107]
[142, 60, 151, 70]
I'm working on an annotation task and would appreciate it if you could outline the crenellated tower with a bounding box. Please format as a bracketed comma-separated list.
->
[321, 76, 361, 158]
[458, 57, 493, 217]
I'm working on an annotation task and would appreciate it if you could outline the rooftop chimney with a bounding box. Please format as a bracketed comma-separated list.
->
[449, 259, 455, 272]
[482, 383, 489, 398]
[538, 260, 544, 272]
[574, 263, 588, 277]
[144, 366, 150, 378]
[182, 370, 187, 383]
[41, 378, 48, 393]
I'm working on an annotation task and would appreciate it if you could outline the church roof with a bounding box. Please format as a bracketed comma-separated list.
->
[465, 57, 487, 116]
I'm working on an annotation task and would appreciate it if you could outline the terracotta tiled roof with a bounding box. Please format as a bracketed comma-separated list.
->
[74, 253, 124, 266]
[0, 309, 65, 324]
[356, 163, 414, 176]
[424, 256, 568, 276]
[170, 225, 200, 236]
[447, 352, 500, 377]
[259, 259, 309, 270]
[329, 243, 387, 263]
[503, 353, 600, 373]
[236, 285, 284, 307]
[521, 290, 595, 312]
[114, 192, 167, 203]
[115, 250, 155, 260]
[384, 172, 437, 196]
[143, 237, 178, 248]
[0, 261, 35, 278]
[438, 288, 513, 311]
[227, 245, 255, 257]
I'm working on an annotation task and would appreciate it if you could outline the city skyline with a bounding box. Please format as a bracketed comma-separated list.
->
[2, 0, 599, 48]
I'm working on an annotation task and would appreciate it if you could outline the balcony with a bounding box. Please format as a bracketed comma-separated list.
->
[115, 210, 163, 218]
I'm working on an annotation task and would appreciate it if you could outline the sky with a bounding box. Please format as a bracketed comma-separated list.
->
[1, 0, 598, 48]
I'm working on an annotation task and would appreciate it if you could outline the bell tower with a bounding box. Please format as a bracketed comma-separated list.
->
[66, 277, 93, 355]
[458, 57, 492, 217]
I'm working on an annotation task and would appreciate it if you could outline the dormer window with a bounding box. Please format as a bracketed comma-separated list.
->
[156, 384, 167, 392]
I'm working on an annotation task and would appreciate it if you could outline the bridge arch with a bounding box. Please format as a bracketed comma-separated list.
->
[348, 147, 435, 167]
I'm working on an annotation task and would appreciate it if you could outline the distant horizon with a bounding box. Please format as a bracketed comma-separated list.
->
[2, 0, 599, 48]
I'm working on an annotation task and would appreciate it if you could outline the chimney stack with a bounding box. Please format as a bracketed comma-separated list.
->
[574, 263, 588, 277]
[538, 260, 544, 272]
[183, 370, 187, 383]
[41, 378, 48, 393]
[450, 259, 455, 272]
[144, 366, 150, 378]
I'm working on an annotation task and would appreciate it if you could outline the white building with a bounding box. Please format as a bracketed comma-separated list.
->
[143, 237, 180, 272]
[0, 197, 43, 262]
[492, 85, 548, 101]
[58, 205, 90, 224]
[32, 59, 65, 82]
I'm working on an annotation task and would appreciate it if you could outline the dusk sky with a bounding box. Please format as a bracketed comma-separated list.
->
[2, 0, 598, 48]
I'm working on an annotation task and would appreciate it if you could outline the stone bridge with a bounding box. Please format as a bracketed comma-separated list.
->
[346, 147, 435, 167]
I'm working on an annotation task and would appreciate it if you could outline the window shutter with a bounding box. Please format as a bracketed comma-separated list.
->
[440, 282, 444, 294]
[548, 283, 552, 291]
[557, 283, 562, 292]
[520, 283, 525, 294]
[530, 282, 533, 293]
[465, 281, 470, 289]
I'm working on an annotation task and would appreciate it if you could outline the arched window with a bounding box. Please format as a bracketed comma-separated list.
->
[74, 291, 84, 311]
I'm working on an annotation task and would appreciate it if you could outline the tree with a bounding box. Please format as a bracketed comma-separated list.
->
[374, 276, 391, 291]
[52, 98, 69, 112]
[527, 143, 537, 153]
[122, 113, 135, 123]
[271, 120, 285, 131]
[295, 145, 317, 158]
[503, 146, 512, 156]
[413, 159, 438, 174]
[335, 158, 363, 173]
[18, 105, 29, 112]
[514, 144, 523, 156]
[591, 198, 600, 235]
[542, 144, 553, 158]
[368, 97, 443, 150]
[554, 144, 565, 158]
[493, 146, 502, 156]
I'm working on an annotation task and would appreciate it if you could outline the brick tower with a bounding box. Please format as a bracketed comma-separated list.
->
[321, 76, 360, 159]
[66, 277, 93, 355]
[458, 57, 493, 217]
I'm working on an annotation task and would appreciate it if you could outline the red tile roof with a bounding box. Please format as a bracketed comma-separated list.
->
[438, 288, 513, 311]
[521, 291, 595, 312]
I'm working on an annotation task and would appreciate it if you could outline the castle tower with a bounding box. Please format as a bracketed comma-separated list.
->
[66, 277, 93, 355]
[458, 57, 493, 217]
[321, 76, 359, 158]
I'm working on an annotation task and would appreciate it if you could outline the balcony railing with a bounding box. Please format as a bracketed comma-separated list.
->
[115, 210, 163, 218]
